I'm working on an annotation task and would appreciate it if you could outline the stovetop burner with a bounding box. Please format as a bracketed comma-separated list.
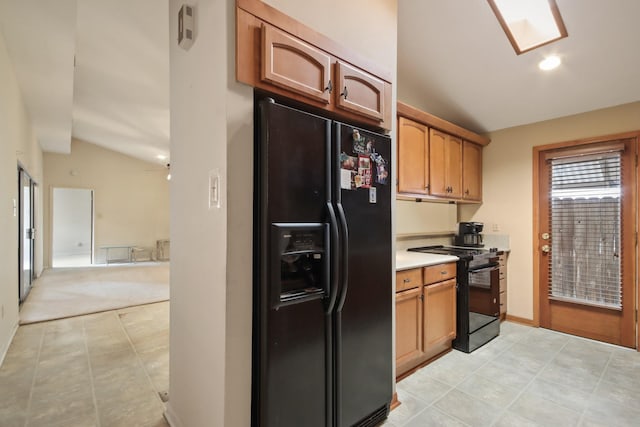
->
[408, 245, 495, 259]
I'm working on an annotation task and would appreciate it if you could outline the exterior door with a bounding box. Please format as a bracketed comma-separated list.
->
[18, 167, 35, 303]
[536, 138, 636, 347]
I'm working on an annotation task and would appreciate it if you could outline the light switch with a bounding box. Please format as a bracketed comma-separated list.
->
[209, 169, 221, 209]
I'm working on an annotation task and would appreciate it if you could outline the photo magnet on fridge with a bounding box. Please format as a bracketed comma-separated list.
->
[358, 154, 372, 188]
[340, 152, 358, 190]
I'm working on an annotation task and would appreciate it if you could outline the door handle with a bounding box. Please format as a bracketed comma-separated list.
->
[541, 244, 550, 253]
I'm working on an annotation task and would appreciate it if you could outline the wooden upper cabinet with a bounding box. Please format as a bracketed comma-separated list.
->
[447, 135, 463, 198]
[236, 2, 393, 130]
[429, 129, 462, 198]
[397, 117, 429, 195]
[462, 141, 482, 201]
[334, 61, 385, 122]
[261, 24, 332, 104]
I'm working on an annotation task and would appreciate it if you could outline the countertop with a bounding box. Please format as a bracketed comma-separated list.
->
[396, 250, 458, 271]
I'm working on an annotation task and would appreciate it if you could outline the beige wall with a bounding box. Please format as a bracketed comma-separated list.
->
[396, 200, 457, 235]
[459, 101, 640, 320]
[0, 29, 43, 362]
[43, 138, 169, 266]
[167, 0, 397, 426]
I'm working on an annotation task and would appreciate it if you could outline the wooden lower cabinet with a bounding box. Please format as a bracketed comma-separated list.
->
[424, 278, 456, 354]
[395, 264, 457, 378]
[498, 252, 508, 320]
[395, 287, 424, 375]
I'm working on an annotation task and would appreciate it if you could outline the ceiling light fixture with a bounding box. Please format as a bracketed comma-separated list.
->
[156, 154, 168, 160]
[488, 0, 568, 55]
[539, 55, 561, 71]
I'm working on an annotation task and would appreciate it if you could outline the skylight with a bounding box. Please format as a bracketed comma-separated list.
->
[488, 0, 568, 55]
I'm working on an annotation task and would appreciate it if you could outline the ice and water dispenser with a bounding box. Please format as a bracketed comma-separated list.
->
[270, 223, 328, 309]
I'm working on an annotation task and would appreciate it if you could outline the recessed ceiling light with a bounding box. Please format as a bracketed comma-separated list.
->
[488, 0, 568, 55]
[539, 55, 561, 71]
[156, 154, 167, 160]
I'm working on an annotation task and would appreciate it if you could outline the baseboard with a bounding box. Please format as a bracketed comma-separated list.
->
[163, 404, 184, 427]
[505, 314, 536, 326]
[0, 320, 19, 367]
[390, 392, 401, 411]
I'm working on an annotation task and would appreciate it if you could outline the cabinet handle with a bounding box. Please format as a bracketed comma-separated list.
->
[341, 86, 349, 99]
[419, 294, 424, 301]
[325, 80, 333, 93]
[440, 271, 447, 275]
[465, 189, 469, 195]
[403, 278, 411, 283]
[425, 184, 430, 190]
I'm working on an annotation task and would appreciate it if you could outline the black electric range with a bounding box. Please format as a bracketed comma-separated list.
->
[408, 245, 501, 352]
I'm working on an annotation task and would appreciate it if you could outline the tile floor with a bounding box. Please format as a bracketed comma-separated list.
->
[384, 322, 640, 427]
[0, 301, 169, 427]
[2, 308, 639, 427]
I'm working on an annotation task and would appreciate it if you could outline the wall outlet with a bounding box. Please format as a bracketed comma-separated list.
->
[492, 223, 500, 232]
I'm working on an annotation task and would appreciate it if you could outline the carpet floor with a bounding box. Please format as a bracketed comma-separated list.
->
[19, 262, 169, 324]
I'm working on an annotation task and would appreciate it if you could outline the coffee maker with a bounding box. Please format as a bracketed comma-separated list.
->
[454, 222, 484, 247]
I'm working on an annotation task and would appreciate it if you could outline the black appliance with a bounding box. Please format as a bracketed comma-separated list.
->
[454, 221, 484, 247]
[253, 97, 393, 427]
[408, 245, 500, 353]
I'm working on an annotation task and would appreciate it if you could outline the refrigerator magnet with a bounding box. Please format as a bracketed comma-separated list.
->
[376, 163, 389, 185]
[358, 155, 372, 188]
[340, 152, 357, 170]
[341, 169, 353, 190]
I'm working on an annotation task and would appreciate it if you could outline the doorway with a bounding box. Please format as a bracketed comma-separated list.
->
[51, 188, 94, 267]
[18, 166, 36, 303]
[534, 136, 636, 348]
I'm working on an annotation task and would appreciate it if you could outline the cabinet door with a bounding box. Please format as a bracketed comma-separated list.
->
[423, 279, 456, 352]
[395, 287, 424, 376]
[462, 141, 482, 201]
[430, 129, 463, 198]
[429, 129, 448, 197]
[397, 117, 429, 195]
[446, 136, 463, 198]
[335, 61, 385, 121]
[261, 24, 332, 103]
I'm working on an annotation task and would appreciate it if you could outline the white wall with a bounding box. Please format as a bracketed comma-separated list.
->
[459, 101, 640, 320]
[165, 0, 230, 426]
[0, 29, 43, 362]
[43, 139, 170, 265]
[167, 1, 397, 426]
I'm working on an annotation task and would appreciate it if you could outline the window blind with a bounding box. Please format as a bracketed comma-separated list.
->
[548, 152, 622, 309]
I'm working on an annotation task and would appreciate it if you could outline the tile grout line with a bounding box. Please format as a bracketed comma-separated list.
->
[23, 324, 46, 427]
[397, 325, 528, 427]
[576, 348, 615, 426]
[488, 333, 573, 427]
[83, 316, 102, 427]
[115, 307, 167, 408]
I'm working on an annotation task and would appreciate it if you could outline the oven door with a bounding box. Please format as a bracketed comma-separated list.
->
[468, 264, 500, 317]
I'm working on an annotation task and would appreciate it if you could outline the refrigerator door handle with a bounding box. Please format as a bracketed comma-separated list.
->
[326, 203, 340, 314]
[336, 202, 349, 311]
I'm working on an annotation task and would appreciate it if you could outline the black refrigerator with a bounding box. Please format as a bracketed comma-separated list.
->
[252, 97, 393, 427]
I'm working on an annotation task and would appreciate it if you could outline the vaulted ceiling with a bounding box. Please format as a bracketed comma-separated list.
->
[1, 0, 639, 164]
[0, 0, 169, 164]
[398, 0, 640, 133]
